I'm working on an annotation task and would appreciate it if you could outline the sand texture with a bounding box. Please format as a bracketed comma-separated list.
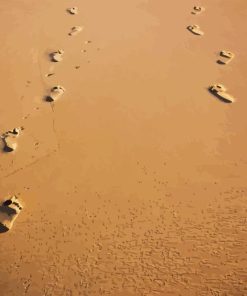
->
[0, 0, 247, 295]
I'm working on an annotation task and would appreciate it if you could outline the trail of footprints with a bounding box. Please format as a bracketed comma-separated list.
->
[188, 5, 236, 103]
[0, 4, 246, 295]
[0, 6, 85, 230]
[1, 5, 237, 154]
[47, 6, 83, 102]
[0, 4, 240, 230]
[1, 6, 90, 155]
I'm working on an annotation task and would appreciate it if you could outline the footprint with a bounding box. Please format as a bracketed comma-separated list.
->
[187, 24, 204, 35]
[46, 86, 66, 102]
[51, 50, 64, 62]
[67, 7, 79, 15]
[217, 50, 235, 65]
[209, 84, 235, 103]
[0, 196, 23, 233]
[191, 6, 205, 15]
[69, 26, 83, 36]
[1, 127, 24, 152]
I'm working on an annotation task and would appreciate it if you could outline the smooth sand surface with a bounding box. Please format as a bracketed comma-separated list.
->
[0, 0, 247, 295]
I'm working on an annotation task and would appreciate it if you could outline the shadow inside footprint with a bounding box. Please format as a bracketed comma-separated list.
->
[42, 95, 52, 103]
[0, 205, 17, 233]
[217, 59, 225, 65]
[46, 96, 54, 102]
[67, 7, 78, 15]
[3, 145, 13, 153]
[45, 73, 55, 78]
[49, 53, 54, 62]
[0, 204, 17, 215]
[42, 95, 53, 102]
[0, 223, 8, 233]
[187, 25, 204, 35]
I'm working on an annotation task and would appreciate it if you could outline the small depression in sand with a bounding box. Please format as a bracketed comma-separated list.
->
[191, 6, 205, 15]
[50, 49, 64, 62]
[209, 84, 235, 103]
[1, 127, 24, 152]
[69, 26, 83, 36]
[217, 50, 235, 65]
[187, 24, 204, 35]
[67, 7, 79, 15]
[46, 85, 66, 102]
[0, 196, 23, 233]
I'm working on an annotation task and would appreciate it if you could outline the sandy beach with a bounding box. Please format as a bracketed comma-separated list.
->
[0, 0, 247, 295]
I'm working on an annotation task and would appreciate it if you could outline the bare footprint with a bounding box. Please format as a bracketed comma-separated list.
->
[187, 24, 204, 35]
[0, 196, 23, 233]
[209, 84, 235, 103]
[51, 50, 64, 62]
[67, 7, 78, 15]
[46, 86, 65, 102]
[217, 50, 235, 65]
[192, 6, 205, 15]
[69, 26, 83, 36]
[1, 127, 24, 152]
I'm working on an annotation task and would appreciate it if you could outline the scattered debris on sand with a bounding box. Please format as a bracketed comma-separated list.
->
[69, 26, 83, 36]
[187, 24, 204, 35]
[67, 7, 78, 15]
[1, 127, 24, 152]
[192, 6, 205, 15]
[217, 50, 235, 65]
[209, 84, 235, 103]
[51, 50, 64, 62]
[46, 86, 66, 102]
[0, 196, 23, 232]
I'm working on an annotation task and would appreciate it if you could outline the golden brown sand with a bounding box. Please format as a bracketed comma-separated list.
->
[0, 0, 247, 295]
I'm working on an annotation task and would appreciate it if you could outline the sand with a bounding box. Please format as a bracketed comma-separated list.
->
[0, 0, 247, 295]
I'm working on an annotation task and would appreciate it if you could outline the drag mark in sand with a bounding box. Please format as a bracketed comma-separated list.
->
[1, 150, 57, 180]
[47, 102, 61, 152]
